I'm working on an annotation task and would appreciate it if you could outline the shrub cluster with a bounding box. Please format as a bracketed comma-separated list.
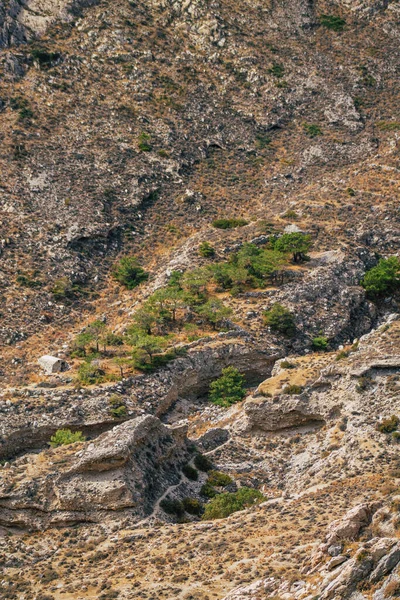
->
[50, 429, 86, 447]
[202, 487, 264, 520]
[209, 367, 246, 407]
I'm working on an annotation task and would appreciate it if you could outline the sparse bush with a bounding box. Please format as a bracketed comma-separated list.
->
[312, 336, 329, 351]
[160, 498, 184, 517]
[356, 376, 372, 393]
[196, 298, 232, 329]
[280, 360, 296, 369]
[182, 464, 199, 481]
[284, 384, 304, 395]
[202, 487, 264, 520]
[194, 453, 213, 472]
[209, 367, 246, 408]
[336, 350, 350, 361]
[112, 256, 148, 289]
[182, 497, 203, 516]
[207, 470, 233, 487]
[303, 123, 323, 137]
[50, 429, 85, 447]
[212, 218, 248, 229]
[377, 415, 399, 434]
[319, 14, 346, 32]
[361, 257, 400, 298]
[199, 242, 215, 258]
[31, 47, 60, 67]
[264, 303, 296, 336]
[255, 133, 271, 149]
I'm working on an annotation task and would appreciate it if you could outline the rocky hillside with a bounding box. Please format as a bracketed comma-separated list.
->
[0, 0, 400, 599]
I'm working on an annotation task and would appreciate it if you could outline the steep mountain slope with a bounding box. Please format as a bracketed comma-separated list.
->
[0, 1, 400, 599]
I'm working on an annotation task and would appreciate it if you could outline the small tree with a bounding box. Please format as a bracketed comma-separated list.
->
[197, 298, 232, 329]
[209, 366, 246, 407]
[86, 320, 107, 352]
[112, 256, 148, 289]
[131, 306, 158, 335]
[113, 356, 130, 378]
[264, 303, 296, 336]
[199, 242, 215, 258]
[202, 487, 264, 520]
[130, 334, 167, 363]
[361, 257, 400, 298]
[274, 232, 312, 263]
[181, 267, 211, 297]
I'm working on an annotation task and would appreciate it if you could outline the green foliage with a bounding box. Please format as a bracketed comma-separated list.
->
[202, 487, 264, 520]
[16, 272, 41, 288]
[181, 267, 211, 297]
[109, 394, 127, 419]
[196, 298, 232, 329]
[336, 350, 350, 361]
[129, 333, 167, 362]
[112, 256, 148, 289]
[264, 303, 296, 336]
[280, 360, 296, 369]
[200, 482, 218, 498]
[31, 47, 60, 66]
[207, 470, 233, 487]
[361, 257, 400, 298]
[312, 336, 329, 351]
[319, 14, 346, 32]
[50, 429, 86, 447]
[347, 187, 356, 197]
[274, 232, 312, 263]
[77, 362, 105, 385]
[284, 384, 304, 395]
[52, 277, 75, 301]
[303, 123, 323, 137]
[209, 366, 246, 408]
[255, 133, 271, 149]
[138, 132, 152, 151]
[160, 498, 184, 517]
[268, 63, 285, 78]
[377, 415, 399, 434]
[199, 241, 215, 258]
[194, 453, 213, 472]
[212, 218, 249, 229]
[376, 121, 400, 131]
[356, 376, 372, 393]
[182, 497, 203, 516]
[104, 332, 124, 347]
[182, 464, 199, 481]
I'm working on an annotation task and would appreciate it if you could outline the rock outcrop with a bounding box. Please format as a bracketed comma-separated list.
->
[0, 415, 190, 529]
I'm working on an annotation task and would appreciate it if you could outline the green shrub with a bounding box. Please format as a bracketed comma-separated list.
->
[212, 218, 248, 229]
[312, 336, 329, 351]
[50, 429, 86, 447]
[336, 350, 350, 361]
[284, 384, 304, 395]
[159, 498, 184, 516]
[207, 470, 233, 487]
[319, 14, 346, 31]
[361, 257, 400, 298]
[303, 123, 323, 137]
[268, 63, 284, 78]
[356, 376, 372, 392]
[392, 431, 400, 442]
[202, 487, 264, 520]
[200, 482, 218, 498]
[77, 362, 105, 385]
[112, 256, 148, 289]
[182, 464, 199, 481]
[209, 367, 246, 408]
[255, 134, 271, 149]
[194, 454, 213, 472]
[377, 415, 399, 434]
[196, 298, 232, 329]
[138, 132, 152, 151]
[280, 360, 296, 369]
[109, 395, 128, 419]
[182, 497, 203, 516]
[199, 242, 215, 258]
[264, 303, 295, 336]
[31, 47, 60, 66]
